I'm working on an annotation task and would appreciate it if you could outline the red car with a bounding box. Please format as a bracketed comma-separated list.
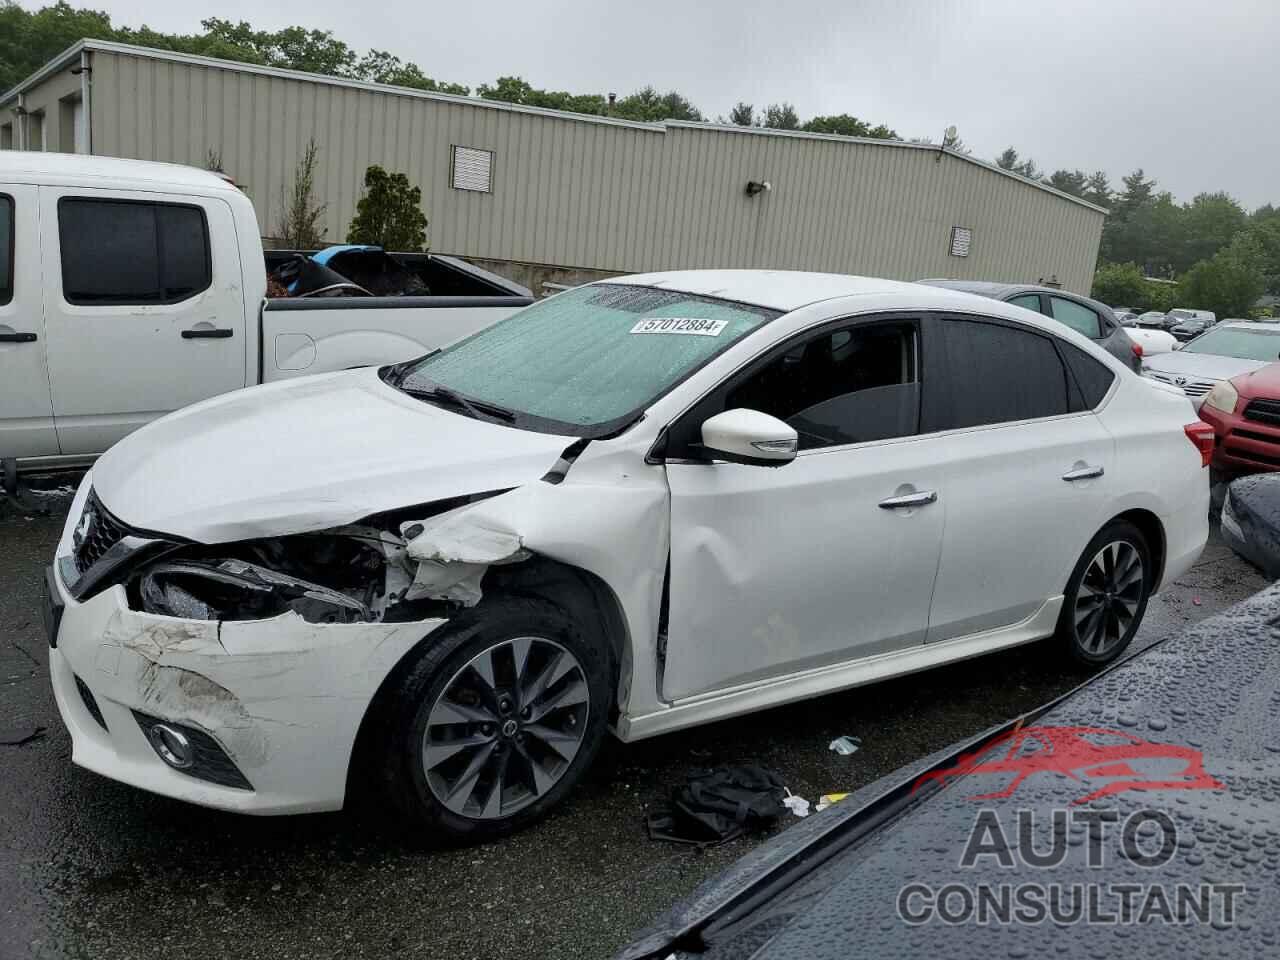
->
[1198, 362, 1280, 472]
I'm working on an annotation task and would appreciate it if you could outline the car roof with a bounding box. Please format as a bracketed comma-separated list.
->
[608, 270, 948, 312]
[0, 151, 238, 193]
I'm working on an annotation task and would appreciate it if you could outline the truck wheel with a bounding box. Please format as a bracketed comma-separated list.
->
[378, 596, 611, 841]
[1056, 520, 1152, 667]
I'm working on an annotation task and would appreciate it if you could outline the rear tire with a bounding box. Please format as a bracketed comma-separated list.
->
[1056, 520, 1153, 666]
[376, 596, 611, 842]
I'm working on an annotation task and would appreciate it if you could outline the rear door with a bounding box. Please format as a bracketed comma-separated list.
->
[0, 184, 57, 459]
[39, 188, 247, 456]
[924, 314, 1117, 643]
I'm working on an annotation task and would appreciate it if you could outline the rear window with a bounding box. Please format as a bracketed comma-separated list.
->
[0, 194, 12, 306]
[1060, 342, 1116, 409]
[1049, 296, 1103, 339]
[58, 198, 211, 305]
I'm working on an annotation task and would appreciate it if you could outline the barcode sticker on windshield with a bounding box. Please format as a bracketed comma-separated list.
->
[630, 317, 729, 336]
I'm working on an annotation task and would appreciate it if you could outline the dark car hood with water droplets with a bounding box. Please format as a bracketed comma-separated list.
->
[618, 585, 1280, 960]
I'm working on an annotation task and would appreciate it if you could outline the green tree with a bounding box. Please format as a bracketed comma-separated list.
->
[995, 146, 1041, 180]
[354, 50, 468, 94]
[612, 86, 702, 122]
[761, 102, 800, 130]
[1046, 169, 1087, 198]
[1179, 248, 1266, 320]
[803, 113, 897, 139]
[728, 102, 754, 126]
[276, 137, 326, 248]
[476, 76, 606, 114]
[346, 165, 428, 251]
[1179, 192, 1247, 271]
[1083, 171, 1111, 209]
[1090, 262, 1148, 307]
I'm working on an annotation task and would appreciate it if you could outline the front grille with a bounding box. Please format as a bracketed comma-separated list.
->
[1147, 372, 1214, 398]
[1244, 398, 1280, 427]
[1232, 428, 1280, 444]
[1225, 444, 1280, 468]
[74, 674, 109, 731]
[72, 490, 129, 575]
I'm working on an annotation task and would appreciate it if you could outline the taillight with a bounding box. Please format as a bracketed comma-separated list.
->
[1131, 342, 1143, 358]
[1184, 421, 1215, 468]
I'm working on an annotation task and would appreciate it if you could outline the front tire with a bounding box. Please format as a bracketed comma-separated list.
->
[378, 596, 612, 841]
[1057, 520, 1153, 666]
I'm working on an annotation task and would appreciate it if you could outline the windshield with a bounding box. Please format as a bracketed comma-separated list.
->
[1182, 327, 1280, 360]
[387, 283, 778, 435]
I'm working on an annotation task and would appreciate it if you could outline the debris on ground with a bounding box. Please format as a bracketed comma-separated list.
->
[781, 789, 810, 818]
[816, 792, 849, 812]
[828, 735, 862, 756]
[0, 725, 46, 746]
[646, 765, 786, 846]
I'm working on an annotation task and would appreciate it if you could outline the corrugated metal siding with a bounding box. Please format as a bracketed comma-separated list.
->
[86, 49, 1103, 293]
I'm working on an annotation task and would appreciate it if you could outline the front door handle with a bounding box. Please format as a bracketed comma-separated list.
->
[1062, 464, 1105, 482]
[878, 490, 938, 509]
[182, 328, 234, 339]
[0, 332, 37, 343]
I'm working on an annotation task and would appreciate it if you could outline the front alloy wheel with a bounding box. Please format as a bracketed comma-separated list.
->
[423, 637, 590, 819]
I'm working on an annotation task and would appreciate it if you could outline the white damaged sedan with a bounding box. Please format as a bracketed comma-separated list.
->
[45, 271, 1210, 838]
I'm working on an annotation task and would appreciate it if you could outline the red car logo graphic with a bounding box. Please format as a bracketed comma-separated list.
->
[913, 725, 1224, 805]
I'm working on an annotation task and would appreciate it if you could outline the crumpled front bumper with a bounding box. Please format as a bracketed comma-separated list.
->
[48, 490, 445, 814]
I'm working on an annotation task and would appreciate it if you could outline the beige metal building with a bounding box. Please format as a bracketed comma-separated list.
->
[3, 39, 1106, 293]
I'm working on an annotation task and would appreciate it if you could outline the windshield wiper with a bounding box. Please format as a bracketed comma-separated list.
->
[402, 384, 516, 423]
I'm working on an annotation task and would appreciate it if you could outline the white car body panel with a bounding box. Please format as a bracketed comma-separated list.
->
[49, 271, 1210, 813]
[1125, 327, 1177, 355]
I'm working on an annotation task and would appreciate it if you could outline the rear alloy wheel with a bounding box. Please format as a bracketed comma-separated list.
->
[1058, 521, 1152, 666]
[423, 636, 590, 820]
[378, 596, 611, 841]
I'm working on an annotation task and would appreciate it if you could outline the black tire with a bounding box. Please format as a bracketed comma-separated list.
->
[1056, 520, 1153, 666]
[377, 595, 611, 842]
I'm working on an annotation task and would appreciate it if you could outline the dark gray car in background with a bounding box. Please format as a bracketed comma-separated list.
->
[920, 280, 1143, 371]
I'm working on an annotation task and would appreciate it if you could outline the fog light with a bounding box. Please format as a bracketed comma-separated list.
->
[147, 723, 194, 769]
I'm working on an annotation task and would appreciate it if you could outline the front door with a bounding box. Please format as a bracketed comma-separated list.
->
[662, 317, 946, 701]
[39, 187, 248, 456]
[0, 184, 57, 459]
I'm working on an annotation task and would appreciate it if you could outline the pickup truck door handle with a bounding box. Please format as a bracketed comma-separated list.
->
[0, 331, 37, 343]
[878, 490, 938, 509]
[181, 327, 234, 340]
[1062, 464, 1105, 482]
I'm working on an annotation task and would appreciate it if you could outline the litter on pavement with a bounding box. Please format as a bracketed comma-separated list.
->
[646, 764, 787, 846]
[828, 735, 862, 756]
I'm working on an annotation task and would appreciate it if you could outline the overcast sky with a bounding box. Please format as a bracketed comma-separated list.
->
[80, 0, 1279, 209]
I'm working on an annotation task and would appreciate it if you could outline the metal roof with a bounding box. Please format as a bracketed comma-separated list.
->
[2, 39, 1108, 216]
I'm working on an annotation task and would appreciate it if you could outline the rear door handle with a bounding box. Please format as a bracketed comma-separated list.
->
[182, 328, 234, 339]
[878, 490, 938, 509]
[1062, 465, 1105, 482]
[0, 332, 37, 343]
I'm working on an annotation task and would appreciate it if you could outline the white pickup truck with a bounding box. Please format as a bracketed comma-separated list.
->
[0, 152, 532, 477]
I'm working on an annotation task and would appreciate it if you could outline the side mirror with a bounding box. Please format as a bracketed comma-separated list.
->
[700, 408, 797, 466]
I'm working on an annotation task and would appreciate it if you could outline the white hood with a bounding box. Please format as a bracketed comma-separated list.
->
[92, 369, 576, 543]
[1143, 350, 1271, 381]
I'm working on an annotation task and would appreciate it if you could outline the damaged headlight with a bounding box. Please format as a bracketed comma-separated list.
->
[129, 527, 416, 624]
[139, 560, 372, 623]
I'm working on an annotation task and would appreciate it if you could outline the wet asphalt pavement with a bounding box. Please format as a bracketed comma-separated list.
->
[0, 482, 1269, 960]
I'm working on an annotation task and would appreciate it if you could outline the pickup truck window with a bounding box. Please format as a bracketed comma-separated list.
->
[58, 198, 211, 305]
[0, 194, 12, 306]
[390, 283, 777, 436]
